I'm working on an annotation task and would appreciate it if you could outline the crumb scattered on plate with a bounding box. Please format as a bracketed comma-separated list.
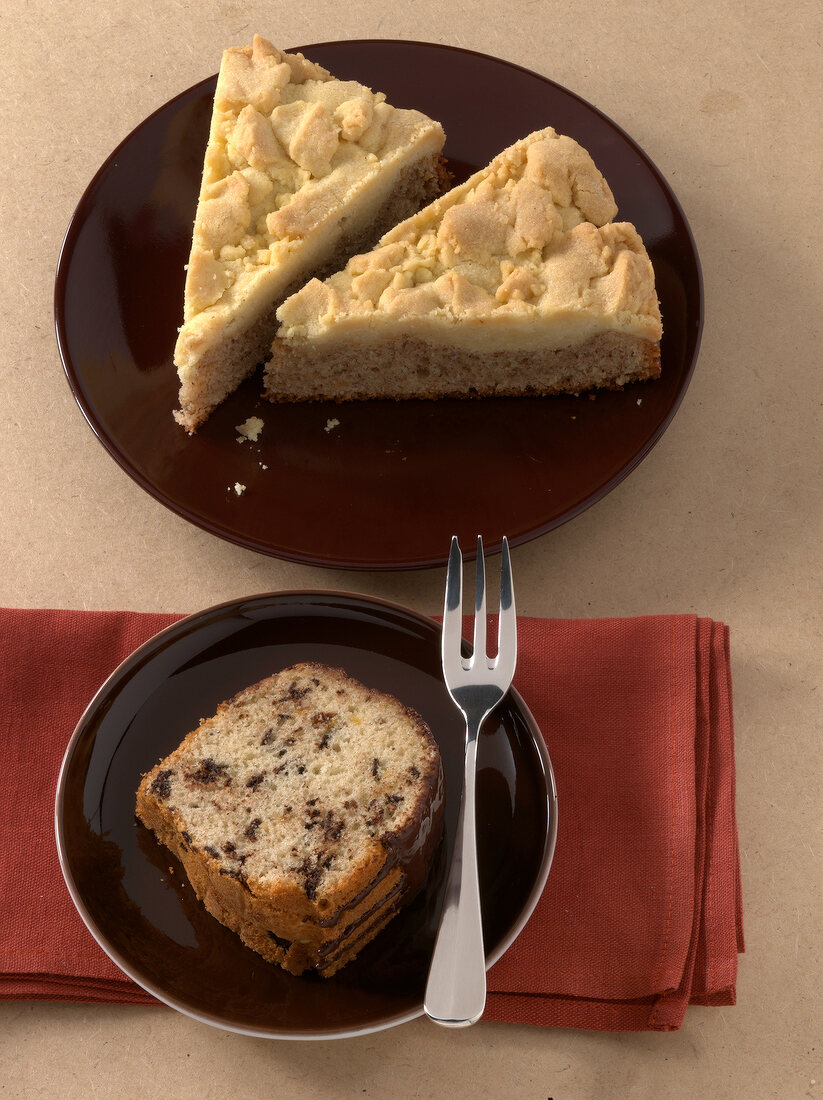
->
[234, 482, 246, 496]
[236, 416, 264, 443]
[636, 398, 643, 406]
[324, 418, 340, 433]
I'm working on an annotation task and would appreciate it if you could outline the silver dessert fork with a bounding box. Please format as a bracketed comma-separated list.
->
[424, 535, 517, 1027]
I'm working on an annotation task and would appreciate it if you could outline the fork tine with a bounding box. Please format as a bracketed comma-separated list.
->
[442, 536, 464, 669]
[471, 536, 487, 669]
[495, 536, 517, 682]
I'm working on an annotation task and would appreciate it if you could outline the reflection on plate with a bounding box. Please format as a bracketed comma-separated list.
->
[55, 40, 701, 570]
[55, 591, 557, 1039]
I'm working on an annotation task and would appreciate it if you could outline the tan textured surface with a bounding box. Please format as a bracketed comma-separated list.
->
[264, 329, 660, 401]
[275, 127, 661, 352]
[1, 1, 821, 1097]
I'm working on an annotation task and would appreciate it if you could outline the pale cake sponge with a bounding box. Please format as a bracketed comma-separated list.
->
[135, 663, 445, 977]
[174, 35, 447, 431]
[266, 127, 662, 401]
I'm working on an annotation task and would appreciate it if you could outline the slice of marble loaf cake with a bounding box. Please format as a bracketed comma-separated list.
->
[136, 661, 445, 976]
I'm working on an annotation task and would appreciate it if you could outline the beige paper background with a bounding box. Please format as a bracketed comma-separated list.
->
[1, 1, 821, 1096]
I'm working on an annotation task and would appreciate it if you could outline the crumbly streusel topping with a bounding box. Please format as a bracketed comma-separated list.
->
[276, 128, 662, 338]
[183, 36, 444, 321]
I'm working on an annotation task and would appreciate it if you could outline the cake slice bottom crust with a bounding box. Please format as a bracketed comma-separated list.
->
[157, 820, 404, 976]
[263, 330, 661, 403]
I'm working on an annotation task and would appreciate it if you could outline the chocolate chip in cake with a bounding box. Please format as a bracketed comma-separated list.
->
[322, 811, 345, 842]
[372, 758, 381, 778]
[244, 817, 262, 841]
[204, 845, 221, 859]
[267, 930, 292, 952]
[276, 681, 311, 704]
[311, 711, 336, 727]
[149, 769, 175, 800]
[296, 857, 325, 900]
[261, 728, 276, 746]
[246, 772, 265, 791]
[365, 800, 385, 828]
[187, 758, 230, 786]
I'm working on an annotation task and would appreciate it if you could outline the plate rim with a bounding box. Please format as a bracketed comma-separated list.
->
[54, 38, 703, 572]
[54, 588, 558, 1039]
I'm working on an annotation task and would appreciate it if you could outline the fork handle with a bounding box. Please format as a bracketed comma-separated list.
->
[424, 720, 485, 1027]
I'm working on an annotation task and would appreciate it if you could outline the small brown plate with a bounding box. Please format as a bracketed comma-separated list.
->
[55, 592, 557, 1039]
[54, 40, 702, 571]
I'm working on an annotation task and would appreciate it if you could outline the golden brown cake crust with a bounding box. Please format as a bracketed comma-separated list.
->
[135, 662, 445, 976]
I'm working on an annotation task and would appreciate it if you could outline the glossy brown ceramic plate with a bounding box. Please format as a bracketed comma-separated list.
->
[55, 591, 557, 1039]
[55, 40, 702, 571]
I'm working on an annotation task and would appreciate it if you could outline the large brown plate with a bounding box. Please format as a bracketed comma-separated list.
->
[54, 40, 702, 570]
[54, 592, 557, 1039]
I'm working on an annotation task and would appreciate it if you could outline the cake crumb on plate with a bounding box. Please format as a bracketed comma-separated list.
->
[236, 416, 264, 443]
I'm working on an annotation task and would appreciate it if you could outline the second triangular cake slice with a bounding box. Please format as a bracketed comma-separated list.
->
[265, 127, 662, 402]
[174, 36, 446, 431]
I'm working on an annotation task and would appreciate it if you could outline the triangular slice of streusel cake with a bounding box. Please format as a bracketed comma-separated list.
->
[173, 36, 446, 431]
[265, 127, 662, 402]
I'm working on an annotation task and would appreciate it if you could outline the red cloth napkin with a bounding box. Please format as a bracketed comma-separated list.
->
[0, 608, 742, 1030]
